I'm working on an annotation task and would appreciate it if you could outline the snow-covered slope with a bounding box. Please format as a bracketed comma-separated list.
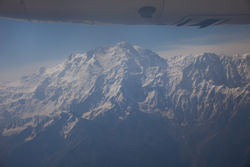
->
[166, 53, 250, 123]
[0, 42, 249, 167]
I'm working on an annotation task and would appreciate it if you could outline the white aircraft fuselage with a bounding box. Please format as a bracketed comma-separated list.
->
[0, 0, 250, 27]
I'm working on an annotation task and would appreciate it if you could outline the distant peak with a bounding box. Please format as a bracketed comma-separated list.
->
[195, 53, 220, 62]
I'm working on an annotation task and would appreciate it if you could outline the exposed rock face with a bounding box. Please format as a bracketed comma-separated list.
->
[0, 42, 249, 167]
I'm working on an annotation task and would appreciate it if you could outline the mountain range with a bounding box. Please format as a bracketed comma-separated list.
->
[0, 42, 249, 167]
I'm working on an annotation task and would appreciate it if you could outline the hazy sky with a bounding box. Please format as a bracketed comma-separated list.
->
[0, 18, 250, 81]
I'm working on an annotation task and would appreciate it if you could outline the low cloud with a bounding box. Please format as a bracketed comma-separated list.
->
[156, 30, 250, 58]
[0, 59, 62, 82]
[157, 40, 250, 58]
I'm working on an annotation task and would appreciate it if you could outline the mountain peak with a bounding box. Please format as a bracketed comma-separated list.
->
[65, 42, 167, 74]
[0, 43, 168, 121]
[115, 41, 132, 48]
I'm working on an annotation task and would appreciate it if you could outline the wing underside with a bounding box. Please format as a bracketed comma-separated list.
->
[0, 0, 250, 27]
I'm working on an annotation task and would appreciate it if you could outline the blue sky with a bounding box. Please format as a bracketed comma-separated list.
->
[0, 18, 250, 80]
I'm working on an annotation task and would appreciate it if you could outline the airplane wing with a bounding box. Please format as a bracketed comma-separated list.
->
[0, 0, 250, 27]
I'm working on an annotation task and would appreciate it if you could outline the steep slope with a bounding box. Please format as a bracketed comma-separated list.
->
[0, 42, 249, 167]
[166, 53, 250, 167]
[167, 53, 249, 123]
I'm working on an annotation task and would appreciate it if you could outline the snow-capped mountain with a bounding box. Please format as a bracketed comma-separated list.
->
[0, 42, 249, 167]
[0, 42, 169, 138]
